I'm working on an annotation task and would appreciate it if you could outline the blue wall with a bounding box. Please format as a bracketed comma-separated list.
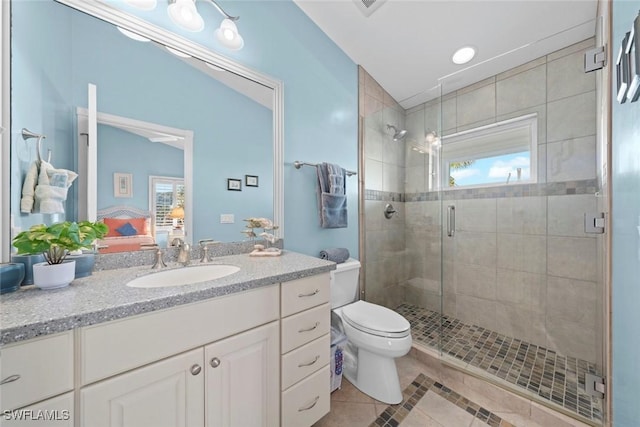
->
[114, 0, 360, 257]
[10, 1, 75, 230]
[612, 1, 640, 425]
[96, 125, 184, 212]
[12, 0, 274, 243]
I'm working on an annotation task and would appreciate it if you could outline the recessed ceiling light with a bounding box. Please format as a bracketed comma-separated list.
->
[452, 46, 476, 65]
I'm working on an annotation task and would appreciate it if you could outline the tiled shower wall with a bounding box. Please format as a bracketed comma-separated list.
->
[361, 38, 601, 365]
[360, 66, 408, 309]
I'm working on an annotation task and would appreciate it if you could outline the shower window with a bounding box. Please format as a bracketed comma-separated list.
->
[439, 114, 538, 189]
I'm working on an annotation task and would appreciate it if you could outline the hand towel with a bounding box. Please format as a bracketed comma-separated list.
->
[34, 161, 78, 214]
[319, 247, 350, 264]
[316, 162, 348, 228]
[20, 161, 39, 213]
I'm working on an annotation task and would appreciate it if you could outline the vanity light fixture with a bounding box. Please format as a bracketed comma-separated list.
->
[167, 0, 244, 50]
[165, 46, 192, 58]
[452, 46, 476, 65]
[117, 27, 151, 42]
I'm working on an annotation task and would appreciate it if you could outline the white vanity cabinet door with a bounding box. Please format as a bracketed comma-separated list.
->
[204, 321, 279, 427]
[80, 349, 204, 427]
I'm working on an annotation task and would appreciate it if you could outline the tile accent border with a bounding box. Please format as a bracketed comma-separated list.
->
[370, 373, 515, 427]
[364, 179, 597, 202]
[364, 189, 405, 202]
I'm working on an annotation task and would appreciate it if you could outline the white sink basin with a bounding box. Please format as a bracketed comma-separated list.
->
[126, 264, 240, 288]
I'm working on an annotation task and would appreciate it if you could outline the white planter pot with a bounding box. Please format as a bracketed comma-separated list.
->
[32, 261, 76, 290]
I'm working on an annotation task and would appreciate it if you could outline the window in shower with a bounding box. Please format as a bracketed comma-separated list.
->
[438, 113, 538, 189]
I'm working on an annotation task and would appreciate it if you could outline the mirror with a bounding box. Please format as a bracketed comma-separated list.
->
[9, 0, 283, 254]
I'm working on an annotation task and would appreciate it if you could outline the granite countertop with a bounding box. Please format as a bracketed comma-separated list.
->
[0, 251, 335, 345]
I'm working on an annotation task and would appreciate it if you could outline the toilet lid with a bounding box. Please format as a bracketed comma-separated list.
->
[341, 301, 410, 338]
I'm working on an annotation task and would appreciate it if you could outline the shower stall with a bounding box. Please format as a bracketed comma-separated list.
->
[359, 32, 607, 426]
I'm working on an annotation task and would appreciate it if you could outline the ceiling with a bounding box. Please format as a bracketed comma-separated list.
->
[293, 0, 598, 109]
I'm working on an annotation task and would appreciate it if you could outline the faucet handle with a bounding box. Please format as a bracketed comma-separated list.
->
[151, 248, 167, 269]
[199, 239, 220, 263]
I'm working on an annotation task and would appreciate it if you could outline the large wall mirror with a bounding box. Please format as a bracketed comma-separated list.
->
[6, 0, 283, 256]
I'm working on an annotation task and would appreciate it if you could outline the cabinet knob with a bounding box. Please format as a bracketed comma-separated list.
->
[210, 357, 221, 368]
[190, 364, 202, 376]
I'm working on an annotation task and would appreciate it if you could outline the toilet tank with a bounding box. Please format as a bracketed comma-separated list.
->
[330, 259, 361, 309]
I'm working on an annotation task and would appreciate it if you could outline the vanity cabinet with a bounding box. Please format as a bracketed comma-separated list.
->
[1, 270, 332, 427]
[279, 274, 331, 427]
[0, 330, 74, 421]
[81, 321, 279, 427]
[79, 285, 280, 427]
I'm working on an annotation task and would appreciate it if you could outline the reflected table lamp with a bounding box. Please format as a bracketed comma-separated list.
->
[168, 206, 185, 231]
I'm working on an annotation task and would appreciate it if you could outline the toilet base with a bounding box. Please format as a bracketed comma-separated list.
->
[344, 347, 403, 404]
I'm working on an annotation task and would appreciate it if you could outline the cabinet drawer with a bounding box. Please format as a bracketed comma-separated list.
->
[1, 392, 74, 427]
[282, 334, 330, 390]
[80, 285, 278, 385]
[0, 331, 73, 411]
[281, 303, 330, 354]
[281, 273, 330, 317]
[281, 365, 330, 427]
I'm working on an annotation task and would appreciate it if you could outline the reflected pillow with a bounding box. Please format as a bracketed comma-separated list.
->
[104, 217, 148, 237]
[115, 222, 137, 237]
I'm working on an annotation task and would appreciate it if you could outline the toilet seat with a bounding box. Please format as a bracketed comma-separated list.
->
[341, 301, 410, 338]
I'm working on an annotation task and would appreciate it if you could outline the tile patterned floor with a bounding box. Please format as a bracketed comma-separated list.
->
[371, 373, 515, 427]
[396, 304, 603, 423]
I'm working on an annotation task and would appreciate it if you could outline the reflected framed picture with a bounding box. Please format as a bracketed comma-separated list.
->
[113, 173, 133, 198]
[616, 32, 631, 103]
[625, 13, 640, 103]
[245, 175, 259, 187]
[227, 178, 242, 191]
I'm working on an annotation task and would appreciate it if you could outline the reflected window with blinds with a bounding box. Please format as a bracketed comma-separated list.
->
[150, 176, 185, 231]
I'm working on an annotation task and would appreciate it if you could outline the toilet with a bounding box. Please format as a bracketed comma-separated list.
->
[330, 259, 412, 404]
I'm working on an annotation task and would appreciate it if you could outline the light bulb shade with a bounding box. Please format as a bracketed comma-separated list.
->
[124, 0, 157, 11]
[168, 206, 185, 219]
[215, 19, 244, 50]
[168, 0, 204, 32]
[117, 27, 151, 42]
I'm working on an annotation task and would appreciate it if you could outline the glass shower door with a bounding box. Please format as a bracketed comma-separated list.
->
[434, 33, 606, 426]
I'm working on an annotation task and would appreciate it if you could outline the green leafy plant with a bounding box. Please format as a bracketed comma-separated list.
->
[12, 221, 108, 265]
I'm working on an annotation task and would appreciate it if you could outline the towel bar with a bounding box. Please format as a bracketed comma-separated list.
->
[293, 161, 357, 176]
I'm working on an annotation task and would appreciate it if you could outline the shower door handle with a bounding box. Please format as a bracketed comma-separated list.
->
[447, 205, 455, 237]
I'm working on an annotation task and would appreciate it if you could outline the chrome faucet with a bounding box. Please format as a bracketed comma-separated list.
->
[172, 238, 191, 266]
[199, 239, 221, 263]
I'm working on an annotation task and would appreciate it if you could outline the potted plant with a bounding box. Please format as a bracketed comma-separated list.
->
[12, 221, 108, 289]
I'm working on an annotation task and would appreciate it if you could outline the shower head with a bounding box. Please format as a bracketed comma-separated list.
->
[386, 124, 407, 141]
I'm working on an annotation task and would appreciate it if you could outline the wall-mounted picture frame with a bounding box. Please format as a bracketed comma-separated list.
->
[227, 178, 242, 191]
[245, 175, 259, 187]
[113, 173, 133, 198]
[617, 32, 631, 103]
[625, 13, 640, 103]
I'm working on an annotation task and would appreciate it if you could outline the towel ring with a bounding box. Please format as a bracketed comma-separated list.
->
[21, 128, 50, 163]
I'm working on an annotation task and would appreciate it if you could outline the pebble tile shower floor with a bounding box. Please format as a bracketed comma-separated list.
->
[396, 304, 603, 423]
